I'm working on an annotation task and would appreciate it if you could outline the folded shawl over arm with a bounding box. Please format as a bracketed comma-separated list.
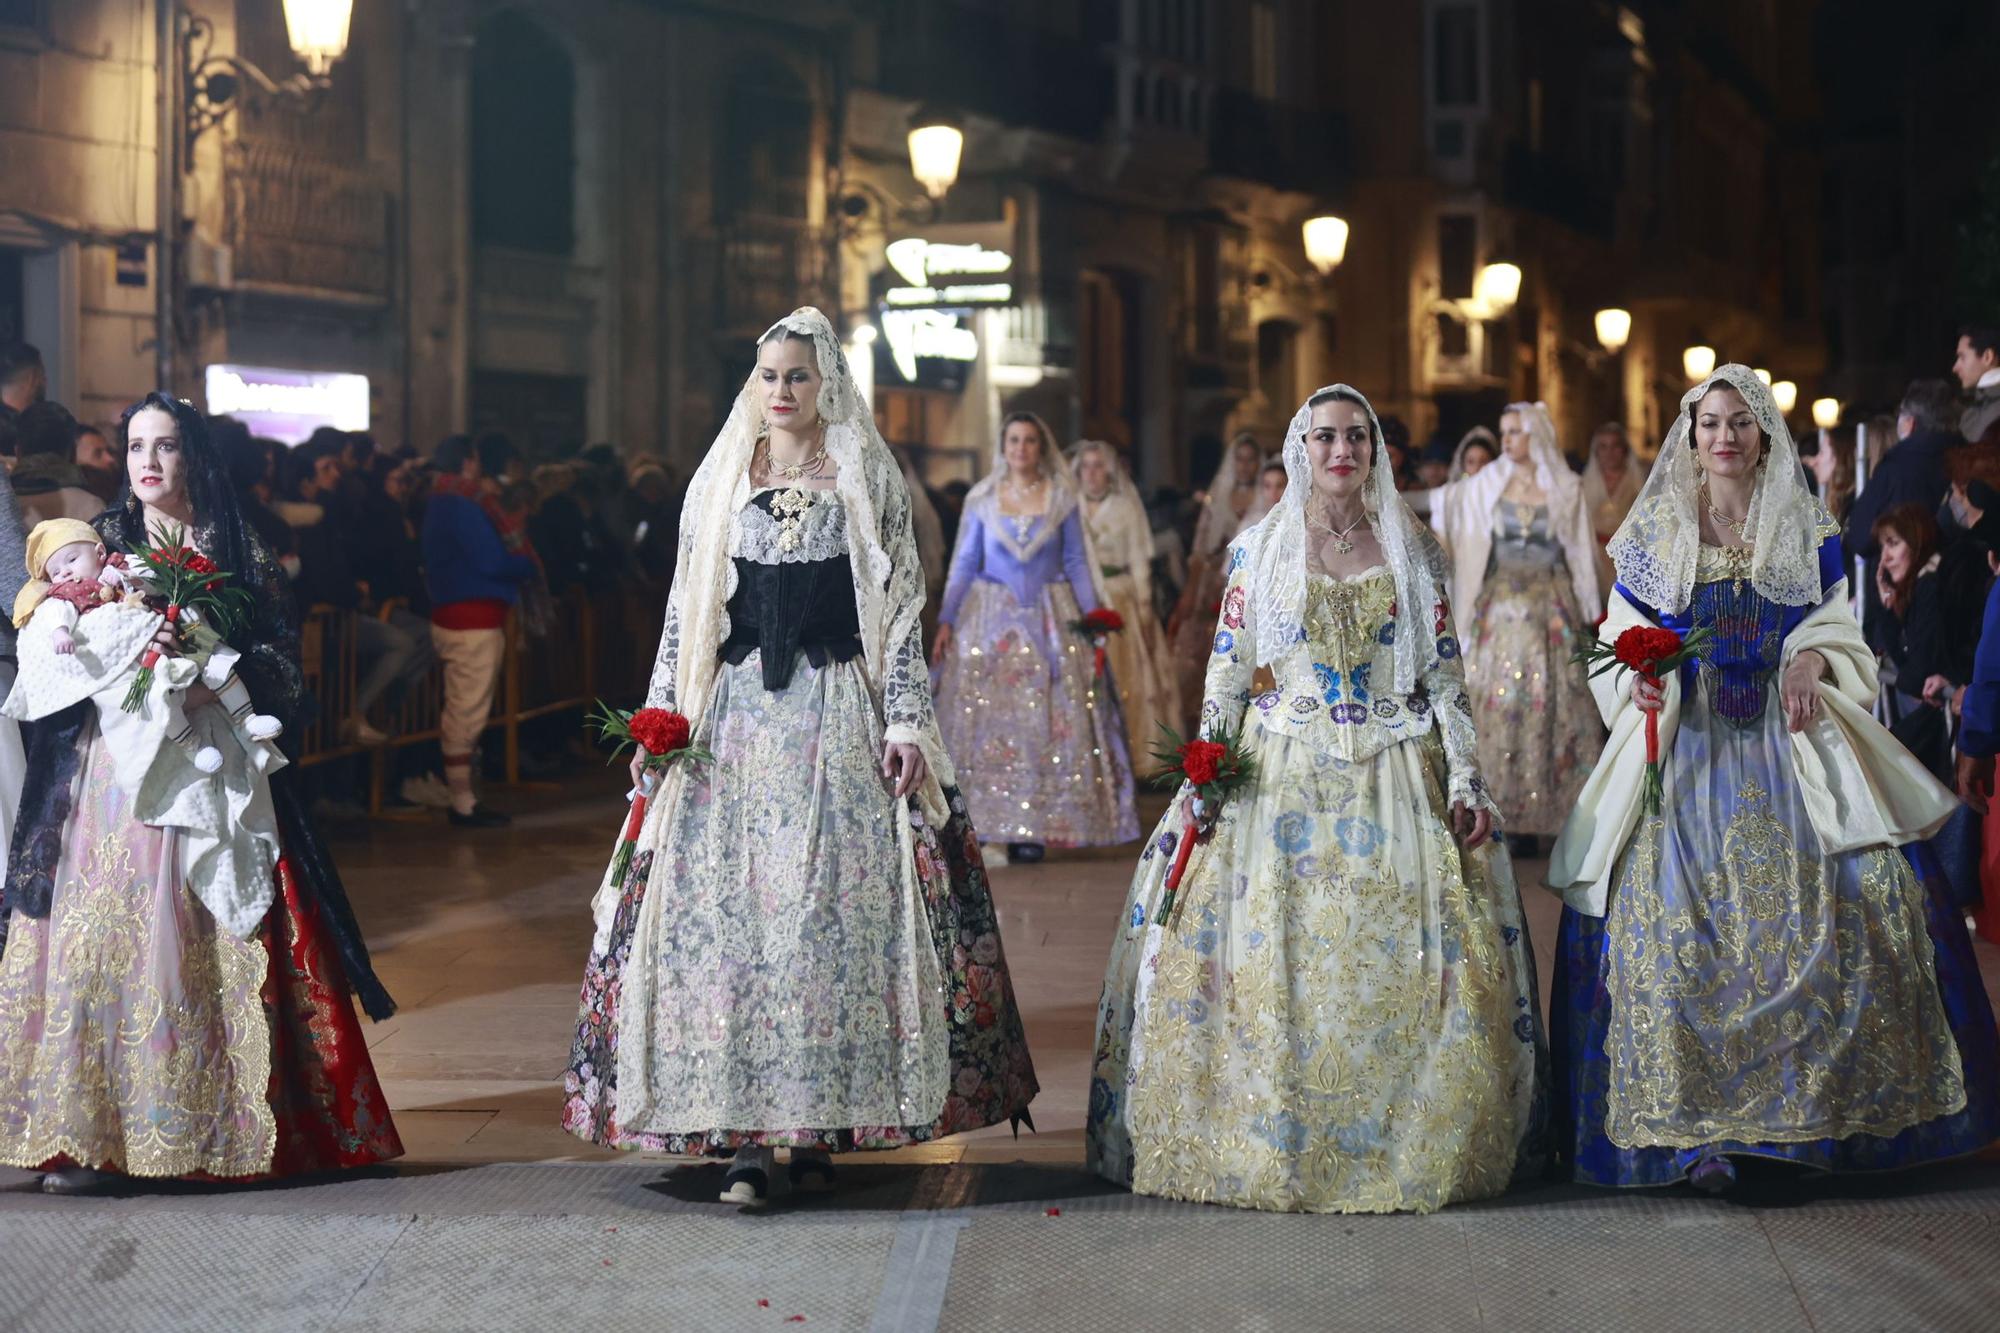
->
[0, 508, 396, 1019]
[1547, 534, 1957, 918]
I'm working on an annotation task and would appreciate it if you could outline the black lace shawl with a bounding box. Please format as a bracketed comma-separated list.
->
[0, 502, 397, 1020]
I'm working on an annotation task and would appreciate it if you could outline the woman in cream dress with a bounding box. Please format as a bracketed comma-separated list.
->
[1087, 385, 1547, 1214]
[1072, 440, 1180, 760]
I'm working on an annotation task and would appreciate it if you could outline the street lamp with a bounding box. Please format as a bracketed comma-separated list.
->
[1811, 397, 1842, 431]
[1593, 308, 1631, 355]
[1472, 260, 1521, 318]
[1683, 345, 1716, 380]
[181, 0, 353, 152]
[282, 0, 354, 77]
[1753, 367, 1772, 385]
[1772, 380, 1798, 415]
[1302, 215, 1350, 276]
[907, 107, 964, 201]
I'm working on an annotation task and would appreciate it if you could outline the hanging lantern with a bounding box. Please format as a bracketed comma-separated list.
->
[1302, 216, 1350, 275]
[1682, 345, 1716, 380]
[282, 0, 355, 77]
[1593, 308, 1631, 354]
[907, 108, 965, 201]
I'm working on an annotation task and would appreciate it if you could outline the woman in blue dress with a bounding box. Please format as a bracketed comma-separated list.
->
[1548, 364, 2000, 1192]
[931, 413, 1138, 862]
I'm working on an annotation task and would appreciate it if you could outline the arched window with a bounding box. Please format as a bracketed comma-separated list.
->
[471, 10, 576, 254]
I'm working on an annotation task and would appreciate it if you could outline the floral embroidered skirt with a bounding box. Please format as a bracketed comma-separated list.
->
[933, 581, 1139, 848]
[1554, 687, 2000, 1186]
[0, 724, 402, 1179]
[562, 654, 1038, 1154]
[1087, 726, 1549, 1214]
[1465, 563, 1603, 836]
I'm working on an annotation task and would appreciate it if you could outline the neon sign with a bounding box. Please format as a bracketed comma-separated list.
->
[881, 233, 1015, 308]
[882, 309, 978, 381]
[204, 364, 369, 442]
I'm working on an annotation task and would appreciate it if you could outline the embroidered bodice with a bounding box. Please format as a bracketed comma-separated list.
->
[1488, 502, 1567, 576]
[721, 487, 862, 690]
[939, 500, 1098, 622]
[1200, 554, 1491, 810]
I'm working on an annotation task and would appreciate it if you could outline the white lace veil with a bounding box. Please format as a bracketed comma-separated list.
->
[1608, 363, 1831, 614]
[1069, 438, 1153, 602]
[1449, 426, 1498, 481]
[963, 410, 1076, 561]
[1193, 432, 1262, 559]
[1241, 385, 1442, 694]
[666, 306, 949, 794]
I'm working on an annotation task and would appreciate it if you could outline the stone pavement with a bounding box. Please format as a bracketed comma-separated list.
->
[1, 771, 1997, 1332]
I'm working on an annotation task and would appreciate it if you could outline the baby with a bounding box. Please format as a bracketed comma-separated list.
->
[7, 518, 282, 773]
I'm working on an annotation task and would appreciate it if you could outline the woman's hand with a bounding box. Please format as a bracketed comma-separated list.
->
[1958, 752, 1993, 814]
[1875, 563, 1895, 608]
[882, 741, 927, 799]
[1923, 673, 1956, 708]
[628, 751, 647, 789]
[930, 623, 953, 661]
[1781, 649, 1826, 733]
[1451, 802, 1493, 849]
[150, 626, 180, 656]
[1632, 675, 1665, 713]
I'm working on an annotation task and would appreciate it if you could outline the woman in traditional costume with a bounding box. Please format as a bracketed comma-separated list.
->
[1547, 364, 2000, 1192]
[1168, 432, 1266, 733]
[1071, 439, 1181, 763]
[1087, 385, 1548, 1214]
[562, 310, 1037, 1204]
[1449, 426, 1498, 482]
[931, 415, 1138, 863]
[1415, 403, 1604, 851]
[0, 393, 402, 1193]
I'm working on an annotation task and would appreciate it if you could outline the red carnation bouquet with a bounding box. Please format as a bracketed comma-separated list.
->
[590, 700, 713, 884]
[1069, 607, 1126, 677]
[1146, 723, 1257, 926]
[120, 522, 254, 712]
[1574, 623, 1712, 814]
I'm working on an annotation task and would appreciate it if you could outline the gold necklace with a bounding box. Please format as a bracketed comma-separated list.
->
[1701, 481, 1750, 540]
[1307, 504, 1368, 555]
[769, 485, 818, 553]
[763, 428, 828, 483]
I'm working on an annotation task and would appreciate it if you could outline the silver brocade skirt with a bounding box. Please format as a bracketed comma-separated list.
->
[933, 580, 1140, 848]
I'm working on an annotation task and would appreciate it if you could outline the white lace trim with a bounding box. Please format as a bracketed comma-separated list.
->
[731, 489, 849, 564]
[1239, 385, 1444, 696]
[1608, 364, 1830, 613]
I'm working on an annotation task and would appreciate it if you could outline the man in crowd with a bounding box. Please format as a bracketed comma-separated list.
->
[1847, 378, 1963, 638]
[0, 341, 46, 432]
[74, 422, 119, 500]
[1953, 324, 2000, 446]
[10, 400, 102, 524]
[422, 433, 538, 828]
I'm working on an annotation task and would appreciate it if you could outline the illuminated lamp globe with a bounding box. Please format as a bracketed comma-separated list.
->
[1753, 367, 1772, 385]
[907, 109, 964, 201]
[1593, 308, 1631, 354]
[851, 322, 878, 346]
[1472, 261, 1522, 317]
[1772, 380, 1799, 414]
[1302, 216, 1350, 275]
[283, 0, 355, 77]
[1811, 397, 1842, 431]
[1682, 345, 1716, 380]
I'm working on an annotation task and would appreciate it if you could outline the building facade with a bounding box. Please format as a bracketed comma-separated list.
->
[0, 0, 1828, 485]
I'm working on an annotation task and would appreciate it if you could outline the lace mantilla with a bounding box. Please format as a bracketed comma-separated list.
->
[1609, 364, 1831, 614]
[1240, 385, 1445, 696]
[733, 488, 848, 564]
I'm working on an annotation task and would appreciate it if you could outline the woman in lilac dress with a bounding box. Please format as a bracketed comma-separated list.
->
[932, 413, 1139, 863]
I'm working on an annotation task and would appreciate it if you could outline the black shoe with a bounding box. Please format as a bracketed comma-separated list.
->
[1006, 842, 1046, 864]
[787, 1151, 837, 1194]
[448, 804, 512, 828]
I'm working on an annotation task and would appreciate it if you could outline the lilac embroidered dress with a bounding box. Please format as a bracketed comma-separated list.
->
[933, 499, 1138, 847]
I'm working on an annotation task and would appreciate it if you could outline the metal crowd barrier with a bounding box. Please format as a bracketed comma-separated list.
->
[292, 586, 666, 815]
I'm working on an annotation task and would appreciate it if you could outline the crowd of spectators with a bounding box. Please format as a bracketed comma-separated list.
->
[0, 339, 686, 829]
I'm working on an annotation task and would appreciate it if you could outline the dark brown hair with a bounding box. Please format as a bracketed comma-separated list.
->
[1872, 501, 1938, 617]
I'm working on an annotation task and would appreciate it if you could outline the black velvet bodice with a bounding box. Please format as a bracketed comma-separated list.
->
[719, 490, 863, 691]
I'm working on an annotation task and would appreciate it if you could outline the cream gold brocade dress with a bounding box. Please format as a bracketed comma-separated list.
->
[1087, 551, 1547, 1213]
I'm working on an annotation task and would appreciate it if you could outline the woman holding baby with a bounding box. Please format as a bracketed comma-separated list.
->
[0, 392, 403, 1193]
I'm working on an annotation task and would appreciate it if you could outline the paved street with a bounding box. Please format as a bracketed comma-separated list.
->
[1, 771, 1997, 1332]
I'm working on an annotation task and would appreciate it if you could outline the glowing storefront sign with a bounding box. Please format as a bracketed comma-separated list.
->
[883, 309, 978, 381]
[204, 364, 369, 443]
[882, 234, 1015, 309]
